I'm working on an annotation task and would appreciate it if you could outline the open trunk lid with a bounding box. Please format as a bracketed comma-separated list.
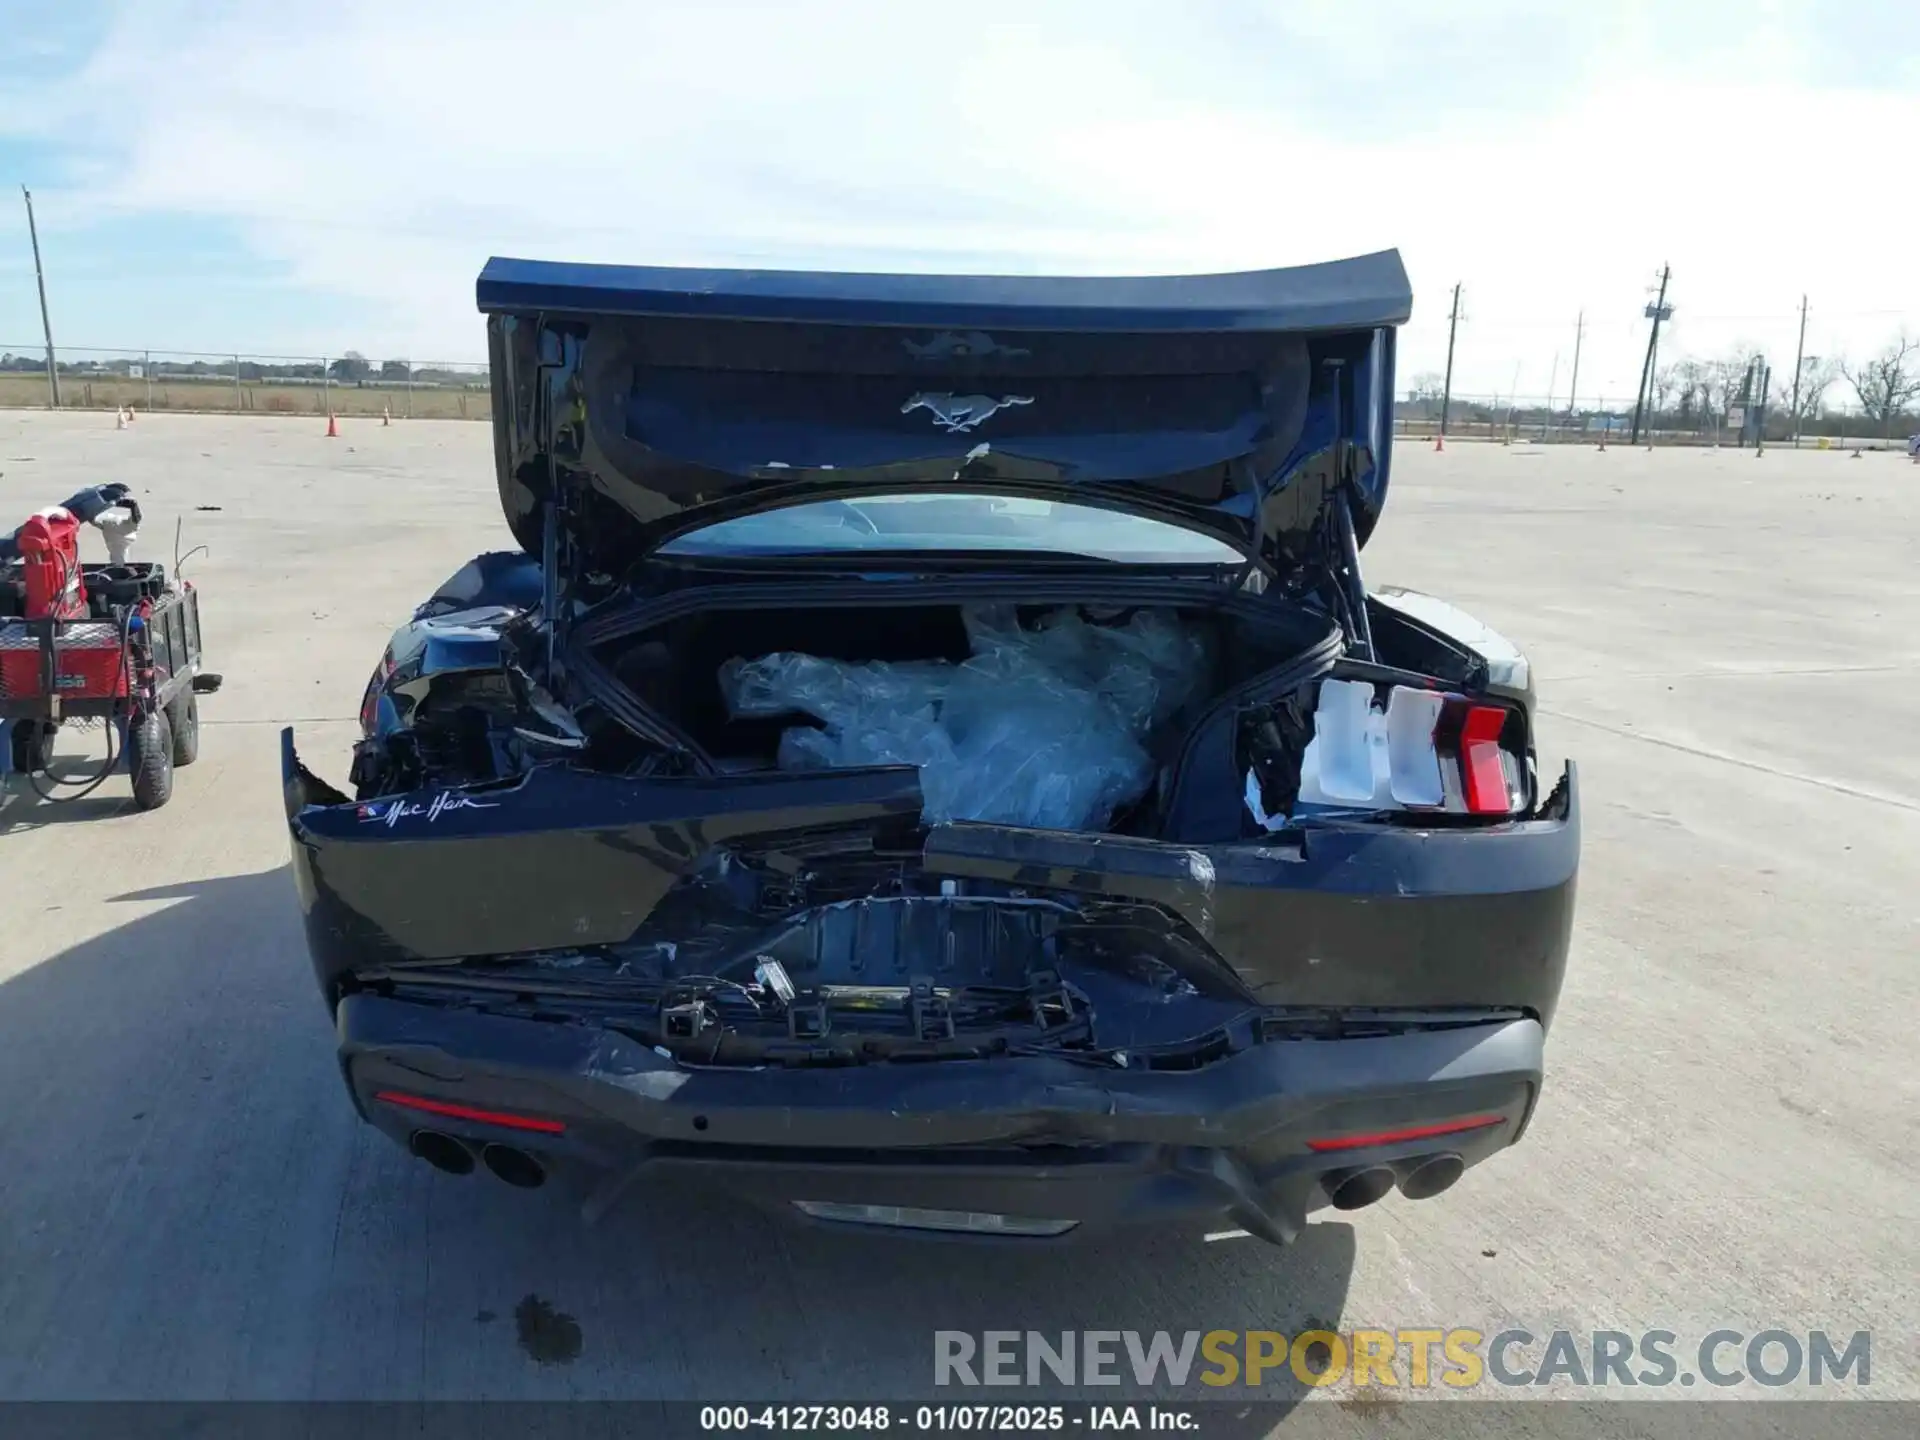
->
[477, 252, 1412, 571]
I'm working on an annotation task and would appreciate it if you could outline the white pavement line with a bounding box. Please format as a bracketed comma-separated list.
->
[1539, 707, 1920, 813]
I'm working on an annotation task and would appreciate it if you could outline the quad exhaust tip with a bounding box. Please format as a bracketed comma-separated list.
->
[1323, 1153, 1466, 1210]
[1396, 1152, 1465, 1201]
[1324, 1166, 1396, 1211]
[407, 1131, 547, 1189]
[481, 1143, 548, 1189]
[408, 1130, 474, 1176]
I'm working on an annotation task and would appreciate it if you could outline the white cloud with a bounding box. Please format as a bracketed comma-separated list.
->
[21, 0, 1920, 394]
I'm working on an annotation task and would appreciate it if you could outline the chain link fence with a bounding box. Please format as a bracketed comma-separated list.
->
[0, 346, 491, 421]
[1397, 392, 1649, 445]
[6, 344, 1910, 447]
[1394, 390, 1918, 449]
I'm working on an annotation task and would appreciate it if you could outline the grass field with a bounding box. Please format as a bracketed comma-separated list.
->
[0, 372, 490, 420]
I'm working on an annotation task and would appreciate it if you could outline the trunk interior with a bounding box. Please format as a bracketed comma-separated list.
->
[595, 599, 1316, 837]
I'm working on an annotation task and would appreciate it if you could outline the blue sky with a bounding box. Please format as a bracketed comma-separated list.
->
[3, 0, 1916, 400]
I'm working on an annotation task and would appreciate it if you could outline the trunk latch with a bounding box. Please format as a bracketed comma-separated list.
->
[908, 977, 955, 1042]
[1027, 969, 1078, 1029]
[787, 1001, 830, 1040]
[660, 997, 715, 1041]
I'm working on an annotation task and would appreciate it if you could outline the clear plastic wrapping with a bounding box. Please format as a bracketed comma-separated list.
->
[718, 605, 1210, 830]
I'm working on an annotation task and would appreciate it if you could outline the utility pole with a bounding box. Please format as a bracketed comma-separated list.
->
[1438, 282, 1462, 440]
[1788, 294, 1809, 448]
[1566, 310, 1584, 424]
[1645, 323, 1667, 446]
[1629, 265, 1672, 446]
[1748, 359, 1758, 447]
[21, 186, 61, 408]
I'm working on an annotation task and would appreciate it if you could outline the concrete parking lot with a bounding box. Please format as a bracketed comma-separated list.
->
[1, 411, 1914, 1404]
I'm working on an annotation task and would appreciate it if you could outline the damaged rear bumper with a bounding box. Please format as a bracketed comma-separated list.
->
[281, 728, 1580, 1027]
[285, 721, 1574, 1241]
[340, 994, 1542, 1243]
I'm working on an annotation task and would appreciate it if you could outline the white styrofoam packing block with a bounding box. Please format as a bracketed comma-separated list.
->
[1292, 678, 1447, 815]
[1386, 685, 1446, 806]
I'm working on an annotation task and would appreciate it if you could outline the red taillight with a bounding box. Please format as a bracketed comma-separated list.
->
[1306, 1114, 1504, 1153]
[1458, 704, 1512, 814]
[374, 1090, 566, 1135]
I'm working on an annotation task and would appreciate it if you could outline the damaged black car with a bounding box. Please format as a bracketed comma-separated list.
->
[283, 251, 1577, 1244]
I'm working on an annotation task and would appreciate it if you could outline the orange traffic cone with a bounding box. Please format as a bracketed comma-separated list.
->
[1433, 433, 1444, 452]
[116, 407, 127, 431]
[382, 404, 391, 427]
[326, 411, 339, 438]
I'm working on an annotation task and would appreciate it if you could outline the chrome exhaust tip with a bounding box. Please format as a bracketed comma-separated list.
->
[1323, 1166, 1396, 1211]
[1396, 1153, 1465, 1201]
[480, 1143, 547, 1190]
[408, 1130, 475, 1176]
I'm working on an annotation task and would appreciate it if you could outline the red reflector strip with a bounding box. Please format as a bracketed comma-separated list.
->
[1306, 1114, 1504, 1153]
[1458, 705, 1511, 814]
[374, 1090, 566, 1135]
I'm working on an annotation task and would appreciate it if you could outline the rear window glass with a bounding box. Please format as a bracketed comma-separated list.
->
[656, 494, 1243, 564]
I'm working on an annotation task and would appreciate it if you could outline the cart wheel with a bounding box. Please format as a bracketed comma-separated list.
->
[166, 689, 200, 766]
[127, 708, 174, 810]
[9, 720, 57, 774]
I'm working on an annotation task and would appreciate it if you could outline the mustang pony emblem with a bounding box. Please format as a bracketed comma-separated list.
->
[900, 392, 1034, 433]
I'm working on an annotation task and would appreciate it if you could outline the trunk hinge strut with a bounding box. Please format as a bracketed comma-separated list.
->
[534, 318, 583, 687]
[1323, 357, 1375, 662]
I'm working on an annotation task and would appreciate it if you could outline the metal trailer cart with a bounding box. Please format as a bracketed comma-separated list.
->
[0, 486, 220, 810]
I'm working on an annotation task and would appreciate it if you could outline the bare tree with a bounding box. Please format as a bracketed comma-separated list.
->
[1841, 332, 1920, 442]
[1783, 356, 1839, 430]
[1405, 372, 1446, 419]
[1652, 363, 1681, 416]
[1667, 348, 1763, 438]
[1671, 358, 1708, 424]
[1695, 356, 1746, 439]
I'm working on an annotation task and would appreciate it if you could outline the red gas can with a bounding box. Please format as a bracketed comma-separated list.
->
[16, 509, 89, 620]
